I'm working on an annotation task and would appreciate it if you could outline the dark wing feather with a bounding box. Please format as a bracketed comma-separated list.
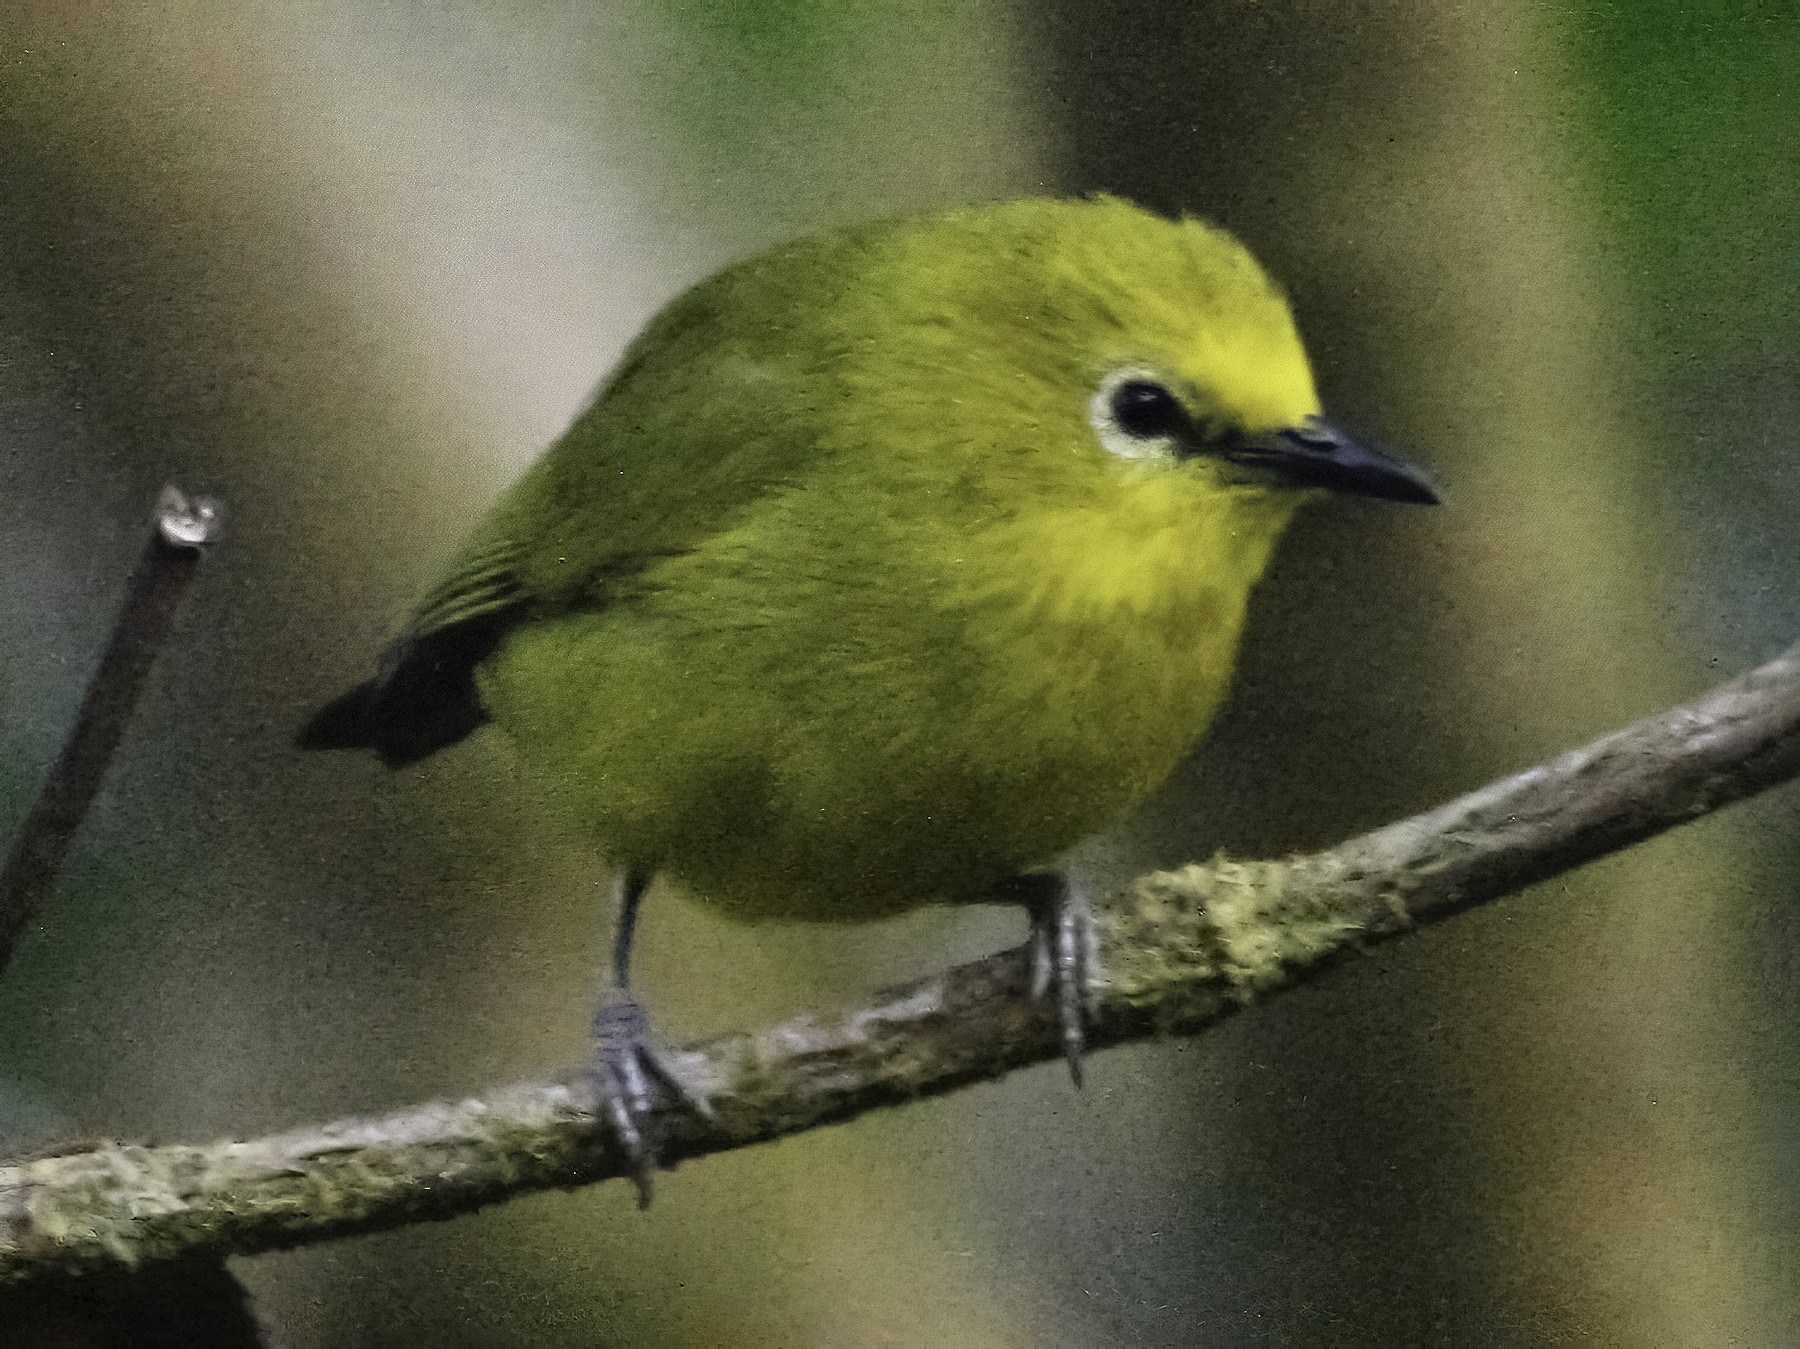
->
[297, 538, 528, 765]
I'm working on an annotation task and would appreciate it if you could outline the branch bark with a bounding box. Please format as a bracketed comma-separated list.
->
[4, 640, 1798, 1284]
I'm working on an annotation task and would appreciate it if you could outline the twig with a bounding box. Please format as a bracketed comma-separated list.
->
[1, 638, 1796, 1283]
[0, 488, 222, 976]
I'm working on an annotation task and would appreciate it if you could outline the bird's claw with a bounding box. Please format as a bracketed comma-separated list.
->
[590, 994, 709, 1208]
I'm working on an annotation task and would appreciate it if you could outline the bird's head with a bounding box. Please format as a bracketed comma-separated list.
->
[832, 195, 1438, 521]
[784, 196, 1441, 633]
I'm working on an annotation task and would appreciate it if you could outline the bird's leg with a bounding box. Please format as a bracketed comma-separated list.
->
[591, 865, 709, 1209]
[1009, 871, 1093, 1088]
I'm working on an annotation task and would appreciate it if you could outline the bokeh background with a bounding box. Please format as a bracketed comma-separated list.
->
[1, 2, 1796, 1343]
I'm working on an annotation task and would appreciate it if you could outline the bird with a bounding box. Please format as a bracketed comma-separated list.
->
[299, 195, 1438, 1204]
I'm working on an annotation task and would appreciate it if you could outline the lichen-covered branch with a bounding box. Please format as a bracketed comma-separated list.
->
[4, 640, 1798, 1284]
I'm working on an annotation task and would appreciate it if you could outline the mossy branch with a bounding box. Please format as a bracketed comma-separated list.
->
[4, 640, 1798, 1284]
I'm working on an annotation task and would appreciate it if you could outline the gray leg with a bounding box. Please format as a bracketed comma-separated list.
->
[612, 863, 650, 989]
[591, 865, 709, 1209]
[1012, 872, 1091, 1088]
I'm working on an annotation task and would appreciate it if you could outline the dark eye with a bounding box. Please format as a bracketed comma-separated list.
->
[1109, 380, 1186, 439]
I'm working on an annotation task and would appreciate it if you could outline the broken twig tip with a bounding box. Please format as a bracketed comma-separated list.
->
[156, 485, 224, 548]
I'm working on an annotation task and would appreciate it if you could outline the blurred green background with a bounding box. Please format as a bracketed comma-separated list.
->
[1, 2, 1795, 1342]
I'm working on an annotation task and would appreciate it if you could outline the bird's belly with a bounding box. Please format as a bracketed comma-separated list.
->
[479, 597, 1240, 922]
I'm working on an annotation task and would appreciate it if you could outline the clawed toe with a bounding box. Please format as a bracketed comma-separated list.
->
[590, 994, 708, 1208]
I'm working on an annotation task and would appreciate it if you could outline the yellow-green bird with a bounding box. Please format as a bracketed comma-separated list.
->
[300, 195, 1436, 1201]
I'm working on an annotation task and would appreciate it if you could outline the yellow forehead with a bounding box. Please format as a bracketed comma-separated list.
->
[1173, 313, 1319, 433]
[1100, 260, 1320, 434]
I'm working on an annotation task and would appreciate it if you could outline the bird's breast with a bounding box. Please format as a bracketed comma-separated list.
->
[948, 491, 1290, 763]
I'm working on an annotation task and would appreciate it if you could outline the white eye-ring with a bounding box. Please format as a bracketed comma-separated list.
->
[1088, 368, 1190, 460]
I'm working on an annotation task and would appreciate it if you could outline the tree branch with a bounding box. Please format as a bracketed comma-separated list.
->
[4, 640, 1798, 1284]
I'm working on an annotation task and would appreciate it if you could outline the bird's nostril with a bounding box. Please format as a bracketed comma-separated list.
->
[1284, 427, 1338, 454]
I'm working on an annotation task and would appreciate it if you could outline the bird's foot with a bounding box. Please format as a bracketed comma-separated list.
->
[590, 992, 710, 1208]
[1019, 874, 1093, 1088]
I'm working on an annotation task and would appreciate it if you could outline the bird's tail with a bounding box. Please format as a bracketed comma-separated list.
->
[295, 681, 384, 754]
[296, 611, 514, 766]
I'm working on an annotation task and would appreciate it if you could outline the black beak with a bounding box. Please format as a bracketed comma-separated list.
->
[1223, 416, 1439, 505]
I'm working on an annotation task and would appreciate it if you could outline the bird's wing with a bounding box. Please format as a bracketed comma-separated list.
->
[296, 470, 711, 765]
[298, 226, 883, 765]
[407, 533, 531, 639]
[295, 529, 534, 764]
